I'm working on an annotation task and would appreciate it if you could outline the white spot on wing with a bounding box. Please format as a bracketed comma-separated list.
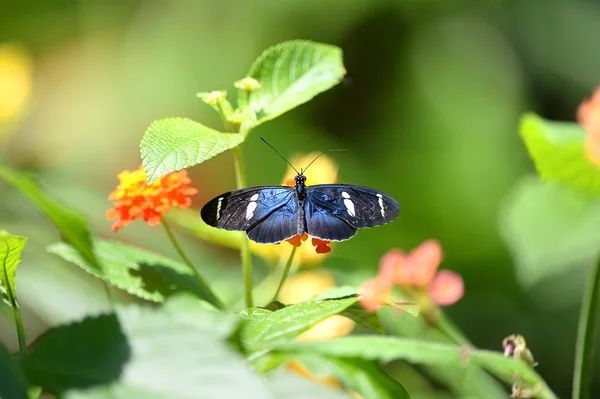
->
[246, 201, 258, 220]
[250, 193, 259, 201]
[341, 191, 350, 199]
[216, 197, 224, 219]
[344, 199, 356, 217]
[377, 194, 385, 217]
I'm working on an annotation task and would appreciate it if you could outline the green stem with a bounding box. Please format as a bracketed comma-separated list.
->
[271, 245, 298, 303]
[11, 306, 26, 362]
[3, 259, 26, 360]
[232, 146, 254, 308]
[435, 313, 471, 346]
[218, 102, 233, 133]
[161, 220, 224, 310]
[573, 256, 600, 399]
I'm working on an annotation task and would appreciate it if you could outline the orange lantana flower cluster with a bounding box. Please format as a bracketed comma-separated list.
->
[106, 165, 197, 232]
[360, 240, 464, 312]
[578, 86, 600, 165]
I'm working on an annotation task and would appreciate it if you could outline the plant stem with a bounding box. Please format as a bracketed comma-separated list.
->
[573, 256, 600, 399]
[232, 146, 254, 308]
[3, 280, 25, 361]
[2, 251, 26, 360]
[11, 306, 26, 362]
[271, 246, 298, 303]
[161, 220, 224, 310]
[218, 102, 233, 133]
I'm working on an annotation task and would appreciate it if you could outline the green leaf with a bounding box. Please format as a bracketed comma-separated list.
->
[341, 303, 385, 334]
[311, 287, 417, 333]
[0, 341, 28, 399]
[278, 336, 555, 397]
[64, 368, 354, 399]
[520, 112, 600, 195]
[140, 117, 244, 184]
[241, 296, 358, 350]
[239, 307, 274, 321]
[0, 162, 101, 272]
[25, 313, 129, 392]
[48, 239, 221, 308]
[29, 295, 276, 397]
[500, 176, 600, 286]
[294, 355, 409, 399]
[0, 231, 27, 308]
[239, 40, 345, 127]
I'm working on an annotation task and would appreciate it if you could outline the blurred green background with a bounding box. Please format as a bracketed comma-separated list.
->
[2, 0, 600, 397]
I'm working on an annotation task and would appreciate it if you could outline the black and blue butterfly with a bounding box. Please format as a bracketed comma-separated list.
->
[200, 140, 400, 245]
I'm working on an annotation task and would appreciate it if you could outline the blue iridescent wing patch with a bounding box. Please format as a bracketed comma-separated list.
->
[201, 186, 296, 242]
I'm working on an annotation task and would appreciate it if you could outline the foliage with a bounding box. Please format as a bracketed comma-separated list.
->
[3, 36, 596, 399]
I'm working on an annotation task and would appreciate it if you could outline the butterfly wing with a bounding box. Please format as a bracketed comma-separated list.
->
[200, 186, 299, 244]
[305, 184, 399, 240]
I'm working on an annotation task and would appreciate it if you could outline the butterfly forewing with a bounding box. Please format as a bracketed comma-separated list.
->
[201, 186, 295, 234]
[306, 184, 400, 229]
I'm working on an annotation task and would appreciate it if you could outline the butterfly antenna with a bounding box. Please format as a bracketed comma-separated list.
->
[260, 137, 299, 174]
[302, 148, 347, 174]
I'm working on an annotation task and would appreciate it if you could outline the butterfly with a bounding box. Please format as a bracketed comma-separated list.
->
[200, 140, 400, 245]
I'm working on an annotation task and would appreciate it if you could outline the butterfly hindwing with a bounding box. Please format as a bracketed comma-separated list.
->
[306, 184, 400, 229]
[246, 200, 299, 243]
[201, 186, 295, 235]
[305, 197, 358, 241]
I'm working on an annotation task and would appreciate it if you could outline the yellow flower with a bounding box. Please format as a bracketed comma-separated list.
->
[0, 44, 32, 127]
[250, 152, 339, 266]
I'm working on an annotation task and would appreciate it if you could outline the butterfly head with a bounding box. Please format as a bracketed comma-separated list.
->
[294, 171, 307, 198]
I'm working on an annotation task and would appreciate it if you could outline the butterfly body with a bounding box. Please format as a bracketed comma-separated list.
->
[201, 172, 399, 245]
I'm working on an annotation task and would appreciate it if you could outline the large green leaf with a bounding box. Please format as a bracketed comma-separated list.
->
[64, 369, 353, 399]
[0, 341, 28, 399]
[25, 313, 129, 392]
[48, 239, 222, 308]
[29, 295, 274, 397]
[239, 40, 345, 127]
[520, 112, 600, 195]
[0, 162, 100, 272]
[277, 336, 554, 397]
[294, 355, 409, 399]
[0, 231, 27, 308]
[241, 296, 358, 350]
[140, 117, 244, 184]
[500, 176, 600, 286]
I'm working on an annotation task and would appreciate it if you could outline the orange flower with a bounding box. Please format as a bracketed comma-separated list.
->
[106, 165, 197, 232]
[359, 240, 463, 311]
[578, 87, 600, 165]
